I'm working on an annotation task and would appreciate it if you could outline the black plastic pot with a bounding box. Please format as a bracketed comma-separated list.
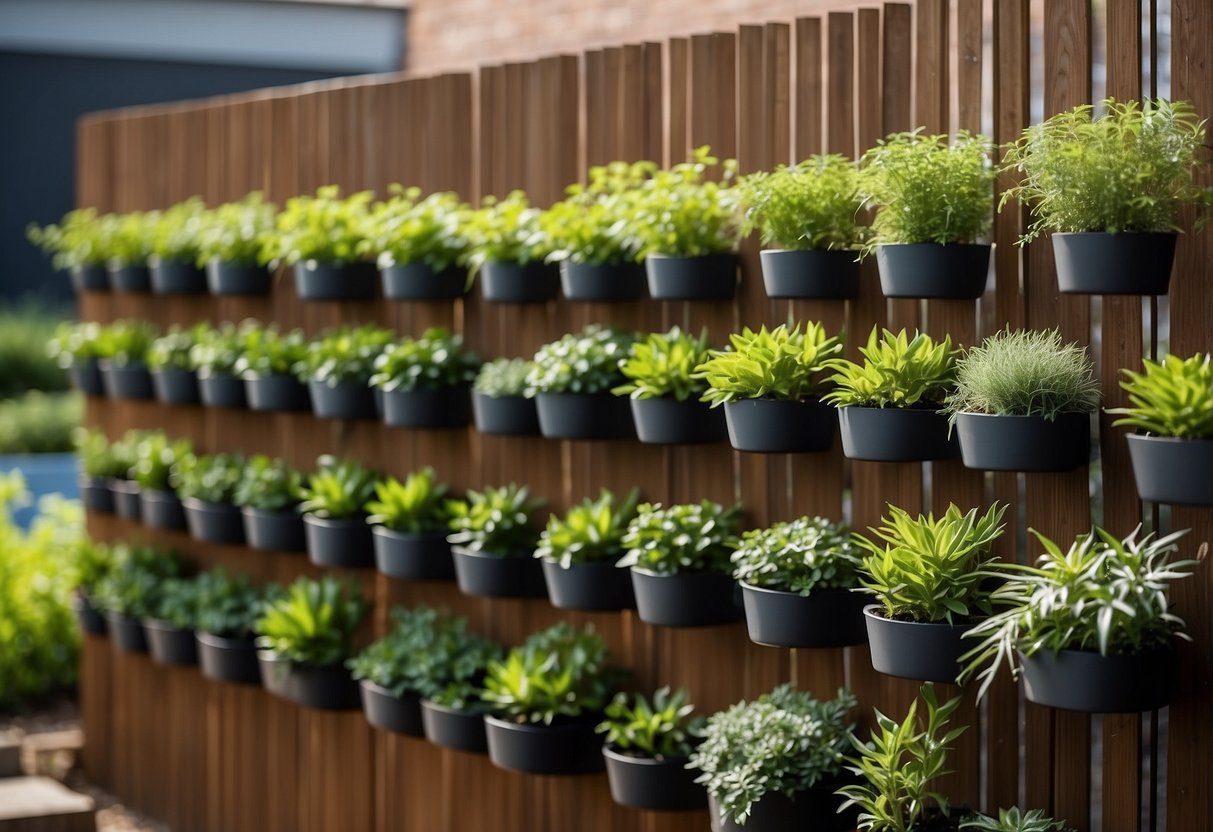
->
[603, 747, 706, 812]
[151, 368, 201, 405]
[381, 386, 471, 428]
[309, 380, 379, 420]
[108, 263, 151, 293]
[360, 682, 425, 737]
[630, 396, 728, 444]
[245, 374, 312, 412]
[708, 784, 857, 832]
[99, 361, 155, 400]
[542, 559, 636, 611]
[838, 406, 958, 462]
[955, 411, 1090, 472]
[73, 593, 107, 636]
[381, 262, 468, 300]
[71, 264, 109, 293]
[293, 260, 377, 300]
[140, 489, 187, 531]
[723, 398, 834, 453]
[78, 475, 115, 513]
[243, 507, 308, 552]
[257, 652, 361, 710]
[759, 249, 860, 300]
[875, 243, 991, 299]
[1052, 232, 1177, 295]
[207, 259, 273, 295]
[1126, 434, 1213, 506]
[740, 584, 869, 649]
[144, 619, 199, 666]
[631, 568, 742, 628]
[559, 260, 647, 301]
[472, 393, 541, 436]
[535, 392, 636, 440]
[451, 547, 548, 598]
[484, 716, 605, 775]
[480, 261, 560, 303]
[150, 259, 207, 294]
[110, 480, 142, 521]
[372, 527, 455, 580]
[68, 360, 106, 396]
[105, 612, 148, 653]
[1019, 646, 1178, 713]
[196, 632, 262, 685]
[421, 701, 489, 754]
[198, 372, 248, 409]
[183, 498, 246, 544]
[303, 515, 375, 568]
[864, 606, 969, 684]
[645, 253, 737, 300]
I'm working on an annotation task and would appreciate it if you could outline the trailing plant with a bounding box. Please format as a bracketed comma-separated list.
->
[234, 325, 310, 379]
[624, 146, 741, 258]
[301, 324, 396, 386]
[369, 327, 481, 392]
[148, 577, 201, 628]
[731, 516, 864, 595]
[617, 500, 741, 575]
[824, 328, 959, 409]
[255, 575, 366, 666]
[597, 686, 704, 759]
[541, 160, 654, 265]
[27, 208, 109, 270]
[149, 197, 208, 263]
[474, 358, 534, 398]
[190, 320, 254, 378]
[367, 186, 472, 270]
[464, 191, 551, 274]
[299, 456, 378, 520]
[192, 569, 267, 638]
[234, 455, 305, 513]
[446, 483, 544, 556]
[738, 154, 866, 251]
[147, 324, 209, 371]
[267, 185, 374, 265]
[91, 544, 182, 619]
[524, 324, 637, 396]
[196, 191, 277, 265]
[1110, 352, 1213, 438]
[613, 326, 714, 402]
[695, 322, 844, 406]
[94, 320, 158, 367]
[174, 453, 246, 504]
[48, 321, 104, 369]
[535, 488, 641, 568]
[366, 467, 460, 534]
[961, 809, 1075, 832]
[132, 432, 194, 492]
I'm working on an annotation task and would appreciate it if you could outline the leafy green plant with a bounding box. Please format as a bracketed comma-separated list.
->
[689, 685, 857, 826]
[192, 569, 266, 638]
[541, 160, 654, 265]
[738, 155, 866, 251]
[132, 432, 194, 491]
[731, 516, 863, 595]
[74, 428, 130, 479]
[535, 488, 640, 568]
[464, 191, 552, 274]
[91, 544, 182, 619]
[48, 321, 104, 369]
[70, 539, 114, 596]
[961, 809, 1075, 832]
[825, 328, 959, 409]
[149, 197, 207, 263]
[366, 467, 459, 534]
[196, 192, 277, 265]
[1000, 99, 1212, 244]
[1110, 353, 1213, 438]
[175, 453, 245, 504]
[234, 325, 310, 379]
[447, 483, 543, 556]
[254, 575, 366, 666]
[148, 577, 201, 628]
[524, 324, 637, 395]
[614, 327, 713, 402]
[300, 324, 396, 386]
[299, 456, 378, 520]
[95, 320, 158, 367]
[0, 391, 81, 454]
[695, 322, 844, 406]
[234, 455, 305, 513]
[27, 208, 110, 270]
[266, 185, 374, 265]
[190, 320, 254, 379]
[474, 358, 534, 398]
[104, 211, 156, 266]
[105, 430, 143, 481]
[624, 146, 741, 258]
[366, 186, 472, 270]
[618, 500, 741, 575]
[597, 686, 704, 759]
[369, 327, 481, 392]
[147, 324, 208, 371]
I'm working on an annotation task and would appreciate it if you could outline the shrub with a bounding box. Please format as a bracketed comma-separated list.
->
[234, 325, 310, 379]
[731, 516, 863, 595]
[474, 358, 534, 398]
[91, 544, 182, 619]
[738, 154, 866, 251]
[27, 208, 109, 270]
[464, 191, 552, 274]
[1110, 352, 1213, 439]
[525, 325, 638, 395]
[447, 483, 543, 556]
[255, 575, 366, 666]
[597, 687, 704, 759]
[0, 304, 68, 395]
[535, 488, 640, 568]
[132, 432, 193, 491]
[696, 322, 844, 406]
[825, 328, 959, 409]
[196, 192, 277, 265]
[366, 186, 472, 270]
[300, 325, 396, 386]
[147, 324, 208, 371]
[541, 160, 655, 265]
[175, 453, 245, 504]
[47, 321, 104, 371]
[299, 456, 378, 520]
[95, 320, 158, 367]
[234, 455, 305, 513]
[190, 320, 254, 379]
[624, 146, 741, 258]
[193, 569, 267, 639]
[618, 500, 741, 575]
[267, 185, 374, 265]
[369, 327, 481, 392]
[365, 467, 459, 534]
[149, 197, 208, 263]
[614, 326, 713, 402]
[0, 392, 83, 454]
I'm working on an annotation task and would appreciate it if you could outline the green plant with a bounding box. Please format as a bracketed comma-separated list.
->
[255, 575, 366, 666]
[1000, 99, 1212, 244]
[175, 453, 245, 504]
[859, 130, 994, 251]
[447, 483, 543, 556]
[366, 467, 459, 534]
[961, 809, 1075, 832]
[738, 155, 866, 251]
[94, 320, 158, 367]
[196, 192, 277, 265]
[91, 544, 182, 619]
[855, 503, 1006, 624]
[104, 211, 156, 266]
[27, 208, 109, 270]
[825, 328, 959, 409]
[148, 577, 201, 628]
[597, 686, 704, 758]
[267, 185, 374, 265]
[535, 488, 640, 568]
[541, 160, 655, 265]
[70, 539, 114, 596]
[836, 684, 966, 832]
[234, 455, 305, 513]
[190, 320, 254, 379]
[147, 324, 208, 371]
[192, 569, 266, 638]
[149, 197, 208, 263]
[625, 146, 741, 258]
[0, 304, 68, 395]
[47, 321, 104, 370]
[464, 190, 552, 274]
[525, 325, 638, 395]
[618, 500, 741, 575]
[132, 432, 194, 492]
[943, 328, 1100, 422]
[613, 327, 713, 402]
[482, 622, 624, 724]
[234, 325, 310, 379]
[695, 322, 844, 406]
[300, 324, 396, 386]
[731, 516, 864, 595]
[367, 186, 472, 270]
[1110, 353, 1213, 438]
[74, 428, 130, 479]
[474, 358, 534, 398]
[299, 456, 378, 520]
[689, 685, 857, 826]
[369, 327, 481, 392]
[0, 392, 83, 454]
[105, 430, 143, 481]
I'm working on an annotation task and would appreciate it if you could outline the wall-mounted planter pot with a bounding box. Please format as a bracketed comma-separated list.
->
[535, 392, 636, 440]
[108, 263, 152, 293]
[480, 261, 560, 303]
[1052, 232, 1177, 295]
[1019, 645, 1177, 713]
[451, 547, 547, 598]
[559, 260, 647, 301]
[708, 784, 857, 832]
[484, 716, 605, 775]
[258, 651, 361, 710]
[243, 507, 307, 553]
[955, 411, 1090, 472]
[245, 374, 312, 412]
[71, 264, 109, 293]
[740, 584, 869, 649]
[309, 380, 379, 421]
[293, 261, 377, 301]
[183, 498, 246, 544]
[421, 701, 489, 754]
[372, 527, 455, 581]
[144, 619, 199, 666]
[875, 243, 990, 299]
[1126, 434, 1213, 506]
[151, 368, 201, 405]
[109, 479, 142, 521]
[541, 559, 635, 611]
[759, 249, 859, 300]
[472, 392, 540, 436]
[150, 259, 207, 294]
[68, 360, 106, 397]
[838, 406, 958, 462]
[140, 489, 187, 531]
[630, 396, 727, 445]
[78, 475, 115, 514]
[381, 262, 468, 300]
[645, 253, 737, 300]
[360, 682, 425, 737]
[603, 747, 706, 812]
[105, 611, 148, 654]
[73, 592, 107, 636]
[723, 398, 834, 454]
[207, 259, 273, 295]
[303, 515, 374, 568]
[381, 385, 471, 428]
[864, 605, 968, 684]
[199, 372, 248, 409]
[196, 632, 261, 685]
[99, 361, 155, 400]
[631, 568, 742, 628]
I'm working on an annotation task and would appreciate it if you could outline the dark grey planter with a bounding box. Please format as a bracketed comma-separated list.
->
[645, 253, 737, 300]
[360, 682, 425, 737]
[542, 559, 635, 611]
[864, 605, 969, 684]
[207, 259, 272, 295]
[309, 380, 379, 420]
[73, 592, 107, 636]
[709, 783, 857, 832]
[372, 527, 455, 581]
[144, 619, 199, 666]
[480, 261, 560, 303]
[71, 264, 109, 292]
[105, 611, 148, 653]
[759, 249, 860, 300]
[875, 243, 991, 299]
[838, 406, 958, 462]
[183, 498, 246, 544]
[68, 360, 106, 396]
[955, 411, 1091, 472]
[257, 651, 361, 710]
[381, 262, 468, 300]
[724, 398, 834, 453]
[535, 392, 636, 440]
[421, 701, 489, 754]
[140, 489, 187, 531]
[198, 372, 248, 409]
[559, 260, 647, 301]
[99, 361, 154, 400]
[108, 263, 151, 293]
[196, 632, 262, 685]
[472, 393, 540, 436]
[109, 479, 142, 521]
[740, 584, 869, 648]
[381, 386, 472, 428]
[1019, 645, 1178, 713]
[451, 547, 548, 598]
[243, 507, 308, 553]
[1126, 434, 1213, 506]
[631, 568, 742, 628]
[79, 475, 115, 513]
[603, 747, 706, 812]
[293, 260, 377, 300]
[484, 716, 605, 775]
[245, 374, 312, 412]
[1052, 232, 1177, 295]
[151, 368, 201, 405]
[150, 259, 207, 294]
[629, 396, 727, 444]
[303, 515, 375, 568]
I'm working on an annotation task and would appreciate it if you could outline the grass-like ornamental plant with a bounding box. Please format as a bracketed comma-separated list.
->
[91, 545, 182, 619]
[267, 185, 373, 265]
[95, 320, 158, 367]
[149, 197, 207, 264]
[598, 687, 704, 758]
[132, 432, 194, 492]
[689, 685, 857, 826]
[447, 483, 543, 556]
[541, 160, 654, 265]
[535, 488, 640, 568]
[695, 322, 844, 406]
[197, 192, 277, 265]
[464, 191, 551, 273]
[192, 569, 267, 639]
[48, 322, 104, 369]
[614, 326, 713, 402]
[525, 324, 637, 395]
[255, 575, 366, 666]
[147, 324, 207, 371]
[369, 327, 480, 392]
[175, 453, 245, 504]
[624, 146, 741, 258]
[618, 500, 741, 575]
[234, 325, 309, 379]
[961, 809, 1075, 832]
[1111, 353, 1213, 438]
[732, 516, 863, 595]
[825, 328, 959, 409]
[365, 467, 458, 534]
[299, 456, 378, 520]
[738, 155, 865, 251]
[234, 455, 305, 513]
[366, 186, 472, 270]
[301, 325, 396, 386]
[474, 358, 534, 398]
[27, 208, 109, 270]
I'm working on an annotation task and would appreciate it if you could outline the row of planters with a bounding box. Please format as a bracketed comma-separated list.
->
[31, 99, 1211, 303]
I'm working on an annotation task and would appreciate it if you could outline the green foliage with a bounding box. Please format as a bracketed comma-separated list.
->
[0, 304, 68, 394]
[824, 328, 959, 409]
[536, 488, 640, 568]
[148, 577, 201, 629]
[301, 324, 395, 385]
[27, 208, 109, 269]
[614, 326, 713, 402]
[464, 191, 552, 273]
[447, 483, 543, 556]
[105, 430, 142, 480]
[597, 686, 704, 759]
[196, 192, 277, 265]
[149, 197, 207, 262]
[190, 320, 254, 378]
[624, 146, 742, 258]
[234, 325, 309, 379]
[0, 392, 83, 454]
[132, 432, 193, 491]
[70, 538, 114, 595]
[47, 321, 104, 369]
[855, 503, 1006, 625]
[943, 328, 1100, 421]
[254, 575, 366, 666]
[94, 320, 158, 367]
[370, 327, 481, 392]
[473, 358, 534, 398]
[175, 453, 245, 504]
[525, 324, 638, 395]
[234, 455, 305, 513]
[731, 516, 863, 596]
[961, 808, 1075, 832]
[689, 685, 857, 826]
[299, 456, 378, 520]
[366, 186, 471, 270]
[859, 130, 994, 249]
[836, 684, 966, 832]
[147, 324, 208, 371]
[695, 322, 844, 406]
[365, 467, 458, 534]
[74, 428, 130, 479]
[541, 161, 655, 265]
[1110, 352, 1213, 439]
[267, 185, 374, 265]
[91, 544, 182, 619]
[1001, 99, 1212, 243]
[103, 211, 156, 265]
[617, 500, 741, 575]
[738, 154, 866, 251]
[192, 569, 267, 638]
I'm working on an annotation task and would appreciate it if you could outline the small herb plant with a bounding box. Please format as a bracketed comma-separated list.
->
[147, 325, 207, 372]
[1110, 353, 1213, 438]
[299, 456, 378, 520]
[75, 428, 130, 479]
[95, 320, 158, 367]
[447, 483, 544, 556]
[149, 197, 207, 264]
[535, 488, 640, 568]
[301, 325, 396, 386]
[175, 453, 245, 504]
[738, 155, 865, 251]
[474, 358, 534, 398]
[48, 322, 104, 369]
[689, 685, 857, 826]
[234, 326, 310, 379]
[132, 432, 194, 492]
[267, 186, 373, 265]
[696, 322, 844, 406]
[464, 191, 551, 274]
[234, 455, 305, 513]
[27, 208, 109, 270]
[70, 539, 114, 597]
[618, 501, 741, 575]
[255, 575, 366, 666]
[196, 192, 277, 265]
[103, 211, 156, 266]
[192, 569, 266, 638]
[365, 467, 459, 534]
[148, 577, 201, 628]
[625, 146, 741, 258]
[962, 809, 1075, 832]
[614, 327, 714, 402]
[91, 545, 182, 619]
[598, 686, 704, 759]
[106, 431, 143, 480]
[369, 327, 481, 392]
[524, 325, 637, 396]
[732, 516, 863, 595]
[366, 186, 472, 270]
[825, 328, 959, 409]
[541, 161, 654, 265]
[190, 321, 253, 379]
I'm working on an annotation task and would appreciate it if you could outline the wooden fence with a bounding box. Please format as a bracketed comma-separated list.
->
[73, 1, 1212, 830]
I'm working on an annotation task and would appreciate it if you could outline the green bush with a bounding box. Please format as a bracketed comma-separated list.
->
[614, 326, 713, 402]
[731, 516, 863, 596]
[618, 500, 741, 575]
[696, 322, 844, 406]
[464, 191, 552, 274]
[474, 358, 534, 398]
[197, 192, 277, 266]
[367, 186, 472, 270]
[27, 208, 110, 270]
[1111, 352, 1213, 439]
[624, 146, 741, 258]
[0, 305, 68, 395]
[525, 325, 637, 395]
[738, 154, 866, 251]
[541, 161, 654, 265]
[267, 186, 374, 265]
[0, 392, 83, 454]
[369, 327, 481, 392]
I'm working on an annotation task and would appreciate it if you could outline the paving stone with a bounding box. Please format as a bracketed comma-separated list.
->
[0, 776, 94, 832]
